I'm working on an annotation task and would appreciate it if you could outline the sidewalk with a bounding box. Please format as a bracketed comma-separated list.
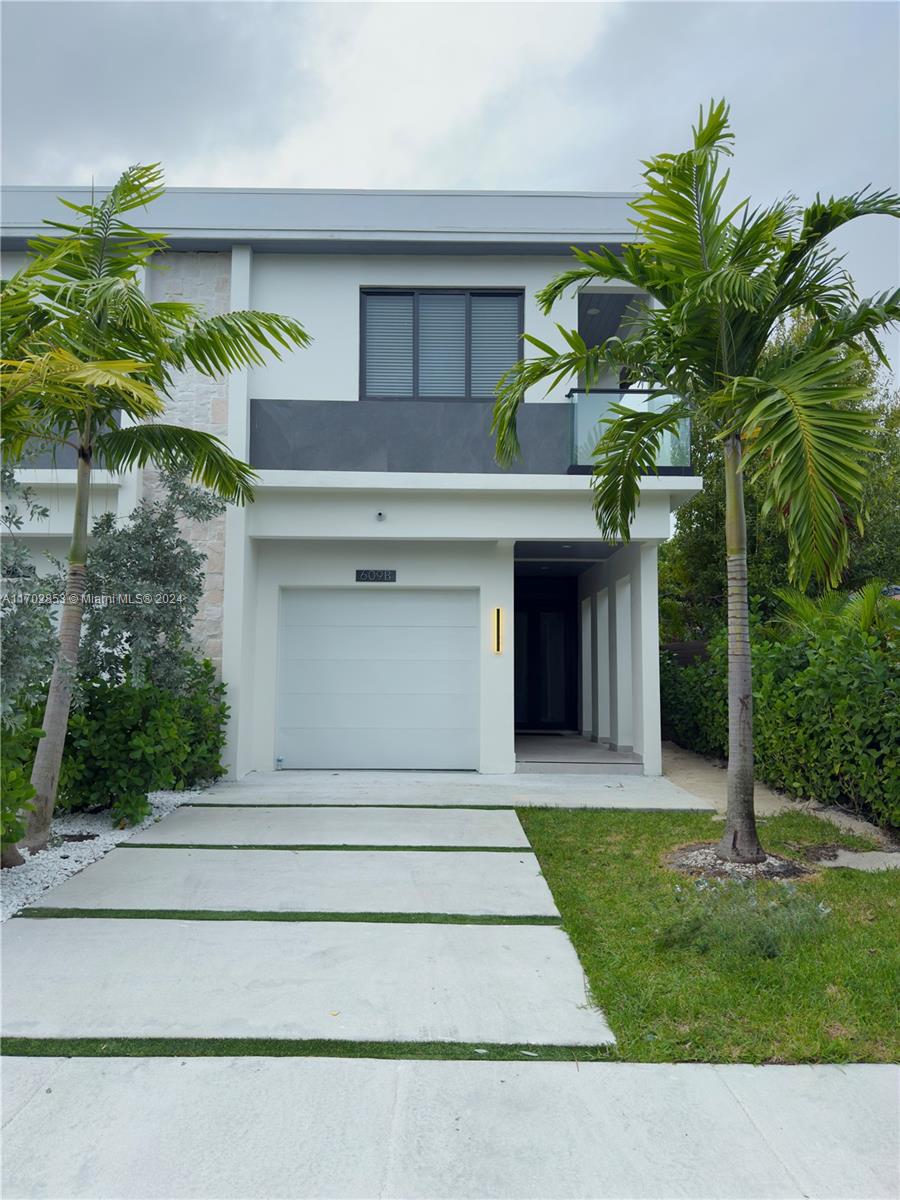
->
[4, 1057, 896, 1199]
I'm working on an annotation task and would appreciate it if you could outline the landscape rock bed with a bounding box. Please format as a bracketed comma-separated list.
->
[1, 791, 190, 921]
[667, 843, 809, 881]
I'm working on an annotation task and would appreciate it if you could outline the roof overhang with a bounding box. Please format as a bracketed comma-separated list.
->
[0, 186, 636, 255]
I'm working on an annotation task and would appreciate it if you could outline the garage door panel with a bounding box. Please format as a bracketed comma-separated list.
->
[278, 728, 479, 770]
[278, 691, 478, 731]
[279, 625, 477, 662]
[281, 590, 477, 629]
[279, 657, 476, 697]
[276, 588, 480, 769]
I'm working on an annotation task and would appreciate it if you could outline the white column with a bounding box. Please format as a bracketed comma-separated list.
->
[609, 575, 633, 750]
[631, 542, 662, 775]
[594, 588, 610, 743]
[221, 245, 254, 778]
[480, 540, 516, 773]
[580, 594, 593, 737]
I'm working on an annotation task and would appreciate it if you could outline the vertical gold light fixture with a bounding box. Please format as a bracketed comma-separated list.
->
[492, 607, 504, 654]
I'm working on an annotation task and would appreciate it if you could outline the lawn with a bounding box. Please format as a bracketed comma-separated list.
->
[520, 808, 900, 1064]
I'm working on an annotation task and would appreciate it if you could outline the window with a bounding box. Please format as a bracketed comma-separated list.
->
[361, 289, 523, 399]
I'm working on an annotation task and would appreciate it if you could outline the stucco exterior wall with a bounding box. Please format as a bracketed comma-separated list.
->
[247, 253, 579, 404]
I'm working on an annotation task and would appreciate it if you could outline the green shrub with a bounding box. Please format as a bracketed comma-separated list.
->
[1, 722, 43, 846]
[58, 658, 228, 825]
[660, 619, 900, 828]
[659, 634, 728, 758]
[656, 878, 831, 961]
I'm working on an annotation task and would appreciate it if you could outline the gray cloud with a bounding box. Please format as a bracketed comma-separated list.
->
[1, 1, 313, 181]
[2, 0, 897, 341]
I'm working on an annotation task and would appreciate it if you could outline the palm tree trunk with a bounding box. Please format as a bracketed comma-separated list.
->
[716, 435, 765, 863]
[22, 449, 91, 853]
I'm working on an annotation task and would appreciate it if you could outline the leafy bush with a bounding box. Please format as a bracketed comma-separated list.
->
[656, 878, 831, 961]
[659, 631, 729, 758]
[58, 658, 228, 825]
[1, 723, 44, 846]
[660, 612, 900, 828]
[1, 468, 59, 727]
[79, 470, 226, 692]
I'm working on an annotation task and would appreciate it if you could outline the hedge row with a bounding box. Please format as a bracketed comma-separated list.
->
[660, 626, 900, 829]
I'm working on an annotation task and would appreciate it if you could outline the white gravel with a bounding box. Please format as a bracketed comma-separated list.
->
[672, 844, 804, 880]
[1, 791, 190, 921]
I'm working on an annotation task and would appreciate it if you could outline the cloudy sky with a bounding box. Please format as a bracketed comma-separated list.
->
[2, 0, 898, 336]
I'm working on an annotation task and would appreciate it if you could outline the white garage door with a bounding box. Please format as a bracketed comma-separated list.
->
[276, 588, 479, 769]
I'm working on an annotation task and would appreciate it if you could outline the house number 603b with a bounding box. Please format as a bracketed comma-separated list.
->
[355, 569, 397, 583]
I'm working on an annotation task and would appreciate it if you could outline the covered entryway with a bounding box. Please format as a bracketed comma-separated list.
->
[275, 587, 479, 770]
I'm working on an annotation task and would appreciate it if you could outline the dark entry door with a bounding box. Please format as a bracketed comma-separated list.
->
[514, 576, 578, 731]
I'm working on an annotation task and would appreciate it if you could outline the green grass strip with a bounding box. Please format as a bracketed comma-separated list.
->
[1, 1037, 614, 1062]
[18, 908, 560, 926]
[121, 843, 531, 853]
[187, 802, 518, 811]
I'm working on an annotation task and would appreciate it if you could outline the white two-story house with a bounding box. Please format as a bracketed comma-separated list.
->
[1, 188, 701, 778]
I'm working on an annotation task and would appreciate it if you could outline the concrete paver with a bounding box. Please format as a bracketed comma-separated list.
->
[2, 917, 612, 1044]
[196, 770, 714, 809]
[2, 1057, 896, 1200]
[817, 848, 900, 871]
[129, 804, 530, 847]
[28, 847, 559, 915]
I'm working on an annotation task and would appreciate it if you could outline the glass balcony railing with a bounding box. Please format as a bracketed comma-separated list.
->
[567, 388, 692, 471]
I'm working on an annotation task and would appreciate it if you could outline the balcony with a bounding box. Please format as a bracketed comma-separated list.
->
[567, 389, 692, 473]
[248, 392, 691, 476]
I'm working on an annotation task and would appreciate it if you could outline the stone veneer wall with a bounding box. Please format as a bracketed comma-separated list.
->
[146, 252, 232, 670]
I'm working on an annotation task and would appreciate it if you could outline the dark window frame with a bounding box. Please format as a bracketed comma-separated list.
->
[359, 287, 525, 401]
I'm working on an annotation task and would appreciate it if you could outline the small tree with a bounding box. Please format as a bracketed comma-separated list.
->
[493, 101, 899, 862]
[79, 470, 226, 692]
[1, 164, 311, 852]
[0, 469, 59, 867]
[0, 467, 59, 724]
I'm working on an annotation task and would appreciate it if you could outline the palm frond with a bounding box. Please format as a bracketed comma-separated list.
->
[535, 245, 650, 312]
[96, 423, 257, 505]
[1, 351, 162, 414]
[737, 352, 875, 586]
[168, 311, 311, 377]
[802, 288, 900, 366]
[492, 337, 608, 466]
[590, 399, 693, 540]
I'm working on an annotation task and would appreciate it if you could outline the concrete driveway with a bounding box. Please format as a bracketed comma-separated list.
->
[3, 773, 896, 1199]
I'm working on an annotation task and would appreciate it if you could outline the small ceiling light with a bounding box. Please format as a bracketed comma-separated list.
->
[587, 307, 600, 315]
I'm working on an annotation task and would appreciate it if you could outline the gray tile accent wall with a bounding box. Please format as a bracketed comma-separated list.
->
[250, 399, 572, 474]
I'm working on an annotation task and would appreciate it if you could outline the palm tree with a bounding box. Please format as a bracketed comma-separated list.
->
[776, 580, 899, 639]
[1, 165, 310, 855]
[493, 101, 899, 862]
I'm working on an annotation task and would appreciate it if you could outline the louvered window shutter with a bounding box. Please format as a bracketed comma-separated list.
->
[470, 295, 520, 396]
[418, 293, 466, 396]
[364, 293, 414, 396]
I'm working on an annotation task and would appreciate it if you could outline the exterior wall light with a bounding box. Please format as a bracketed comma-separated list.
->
[492, 607, 504, 655]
